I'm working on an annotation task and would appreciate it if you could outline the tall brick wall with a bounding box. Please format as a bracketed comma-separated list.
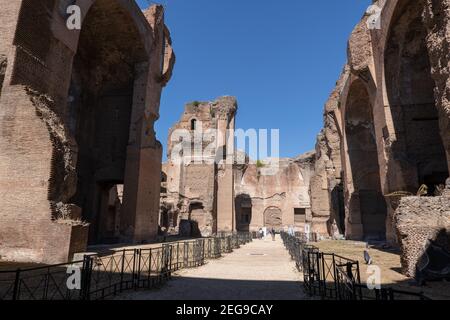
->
[395, 195, 450, 277]
[0, 1, 175, 264]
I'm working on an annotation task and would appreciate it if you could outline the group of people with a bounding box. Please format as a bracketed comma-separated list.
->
[257, 227, 277, 241]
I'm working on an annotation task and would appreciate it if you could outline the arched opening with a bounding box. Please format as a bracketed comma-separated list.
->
[161, 172, 168, 194]
[331, 182, 345, 234]
[188, 202, 204, 237]
[235, 194, 252, 232]
[346, 80, 387, 240]
[385, 0, 449, 194]
[68, 0, 148, 245]
[191, 119, 197, 131]
[264, 207, 282, 230]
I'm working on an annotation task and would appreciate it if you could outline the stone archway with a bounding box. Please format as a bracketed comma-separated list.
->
[0, 1, 174, 264]
[264, 207, 282, 230]
[345, 79, 387, 240]
[385, 0, 449, 194]
[235, 194, 252, 232]
[68, 0, 149, 245]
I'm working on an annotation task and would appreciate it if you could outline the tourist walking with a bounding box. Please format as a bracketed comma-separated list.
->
[271, 228, 276, 241]
[258, 228, 264, 240]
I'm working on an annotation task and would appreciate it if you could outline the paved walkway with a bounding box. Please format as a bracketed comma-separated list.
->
[117, 236, 307, 300]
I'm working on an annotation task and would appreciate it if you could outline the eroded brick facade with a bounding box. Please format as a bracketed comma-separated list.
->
[312, 0, 450, 274]
[0, 0, 174, 264]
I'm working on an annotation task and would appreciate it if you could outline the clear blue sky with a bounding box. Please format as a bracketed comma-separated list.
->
[137, 0, 371, 159]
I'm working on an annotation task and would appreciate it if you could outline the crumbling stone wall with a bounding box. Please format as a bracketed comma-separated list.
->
[0, 1, 174, 264]
[161, 97, 237, 237]
[235, 153, 317, 234]
[313, 0, 450, 248]
[309, 67, 349, 237]
[394, 193, 450, 277]
[423, 0, 450, 174]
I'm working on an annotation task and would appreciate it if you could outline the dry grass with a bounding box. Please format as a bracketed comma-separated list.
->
[315, 240, 450, 300]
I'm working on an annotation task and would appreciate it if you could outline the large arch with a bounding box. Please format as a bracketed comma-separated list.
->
[235, 194, 252, 232]
[264, 207, 282, 230]
[385, 0, 449, 194]
[68, 0, 149, 244]
[0, 0, 174, 263]
[345, 79, 387, 240]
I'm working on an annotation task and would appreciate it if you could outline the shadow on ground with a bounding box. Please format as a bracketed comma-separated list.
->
[116, 277, 308, 300]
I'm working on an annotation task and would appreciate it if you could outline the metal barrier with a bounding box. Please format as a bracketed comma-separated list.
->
[281, 232, 430, 301]
[0, 232, 252, 301]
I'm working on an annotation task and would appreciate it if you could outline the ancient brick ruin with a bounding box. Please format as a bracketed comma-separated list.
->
[160, 97, 236, 237]
[234, 153, 319, 234]
[162, 103, 328, 237]
[0, 0, 449, 284]
[311, 0, 450, 274]
[0, 1, 174, 264]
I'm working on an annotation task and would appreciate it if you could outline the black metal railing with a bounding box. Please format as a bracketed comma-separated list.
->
[281, 232, 430, 301]
[0, 232, 252, 301]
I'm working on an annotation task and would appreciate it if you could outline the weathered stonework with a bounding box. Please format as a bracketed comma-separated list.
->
[309, 67, 349, 237]
[0, 1, 175, 264]
[394, 195, 450, 277]
[235, 153, 317, 234]
[313, 0, 450, 275]
[160, 97, 237, 237]
[162, 103, 318, 236]
[314, 0, 450, 241]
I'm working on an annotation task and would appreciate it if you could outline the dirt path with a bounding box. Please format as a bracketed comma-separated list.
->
[117, 236, 307, 300]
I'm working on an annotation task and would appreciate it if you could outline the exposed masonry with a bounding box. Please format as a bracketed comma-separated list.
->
[395, 190, 450, 277]
[312, 0, 450, 276]
[0, 1, 175, 264]
[161, 97, 237, 237]
[1, 0, 449, 281]
[162, 112, 321, 236]
[234, 153, 319, 234]
[27, 88, 78, 221]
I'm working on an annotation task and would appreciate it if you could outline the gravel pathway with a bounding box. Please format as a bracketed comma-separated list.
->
[117, 236, 307, 300]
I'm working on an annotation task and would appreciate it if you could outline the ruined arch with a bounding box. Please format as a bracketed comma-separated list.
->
[0, 0, 173, 263]
[68, 0, 149, 244]
[264, 207, 282, 230]
[190, 118, 198, 131]
[235, 194, 252, 232]
[345, 79, 387, 240]
[385, 0, 449, 194]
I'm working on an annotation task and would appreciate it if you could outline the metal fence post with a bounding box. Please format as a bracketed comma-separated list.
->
[183, 242, 188, 268]
[176, 242, 180, 270]
[80, 255, 93, 301]
[319, 252, 326, 299]
[42, 267, 49, 300]
[12, 268, 21, 301]
[356, 261, 362, 299]
[332, 254, 338, 299]
[120, 250, 126, 293]
[136, 249, 141, 290]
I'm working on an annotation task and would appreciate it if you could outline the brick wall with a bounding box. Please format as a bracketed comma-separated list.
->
[0, 1, 175, 264]
[395, 196, 450, 277]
